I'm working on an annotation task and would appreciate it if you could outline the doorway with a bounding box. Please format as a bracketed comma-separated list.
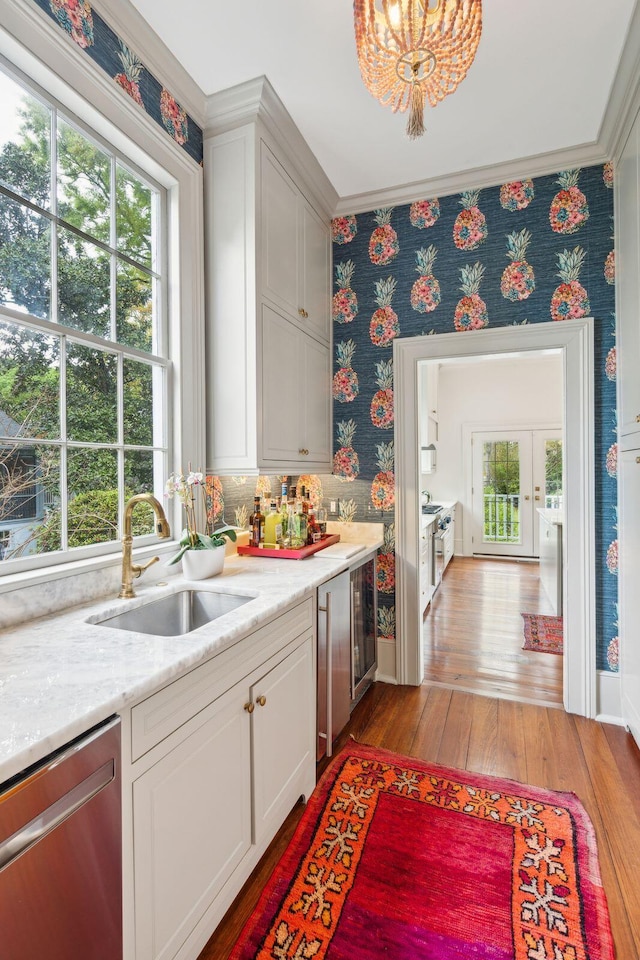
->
[394, 318, 595, 717]
[471, 429, 563, 558]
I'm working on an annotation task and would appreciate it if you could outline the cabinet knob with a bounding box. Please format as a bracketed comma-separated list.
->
[636, 414, 640, 423]
[636, 456, 640, 464]
[257, 695, 267, 707]
[298, 448, 309, 456]
[298, 307, 309, 319]
[243, 701, 255, 714]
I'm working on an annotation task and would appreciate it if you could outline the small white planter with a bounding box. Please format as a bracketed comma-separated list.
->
[181, 546, 225, 580]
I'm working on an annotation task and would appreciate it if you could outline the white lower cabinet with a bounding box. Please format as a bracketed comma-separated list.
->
[128, 600, 316, 960]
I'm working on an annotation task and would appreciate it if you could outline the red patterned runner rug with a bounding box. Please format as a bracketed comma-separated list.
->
[229, 742, 614, 960]
[522, 613, 564, 655]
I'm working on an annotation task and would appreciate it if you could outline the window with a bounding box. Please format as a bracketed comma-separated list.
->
[0, 63, 168, 566]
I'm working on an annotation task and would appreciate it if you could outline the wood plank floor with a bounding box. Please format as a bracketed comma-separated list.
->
[199, 683, 640, 960]
[423, 555, 563, 707]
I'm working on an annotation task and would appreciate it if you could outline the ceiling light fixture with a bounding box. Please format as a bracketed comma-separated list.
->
[353, 0, 482, 140]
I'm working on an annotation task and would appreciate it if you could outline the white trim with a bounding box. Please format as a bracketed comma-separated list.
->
[596, 670, 623, 726]
[606, 0, 640, 163]
[394, 319, 596, 718]
[335, 142, 609, 215]
[204, 76, 338, 221]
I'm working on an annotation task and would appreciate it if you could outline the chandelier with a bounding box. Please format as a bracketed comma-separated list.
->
[353, 0, 482, 140]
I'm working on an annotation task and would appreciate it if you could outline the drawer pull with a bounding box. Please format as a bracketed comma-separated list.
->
[298, 448, 309, 456]
[257, 695, 267, 707]
[243, 701, 255, 714]
[298, 307, 309, 319]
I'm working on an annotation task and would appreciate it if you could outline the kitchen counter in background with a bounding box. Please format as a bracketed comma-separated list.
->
[0, 526, 382, 785]
[538, 508, 563, 616]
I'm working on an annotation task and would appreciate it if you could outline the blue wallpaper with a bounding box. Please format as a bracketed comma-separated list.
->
[331, 165, 619, 672]
[28, 0, 204, 165]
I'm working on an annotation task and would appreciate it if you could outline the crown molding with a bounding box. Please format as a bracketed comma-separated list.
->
[334, 140, 609, 215]
[90, 0, 207, 127]
[601, 0, 640, 161]
[204, 75, 338, 220]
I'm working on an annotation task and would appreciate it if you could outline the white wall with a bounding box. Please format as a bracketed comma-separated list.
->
[420, 352, 563, 553]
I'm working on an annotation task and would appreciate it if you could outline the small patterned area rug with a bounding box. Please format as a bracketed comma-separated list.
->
[229, 742, 614, 960]
[522, 613, 564, 655]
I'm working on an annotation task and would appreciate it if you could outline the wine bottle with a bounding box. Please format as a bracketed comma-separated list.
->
[250, 495, 264, 547]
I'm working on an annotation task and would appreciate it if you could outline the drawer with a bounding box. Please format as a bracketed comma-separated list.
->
[131, 598, 313, 761]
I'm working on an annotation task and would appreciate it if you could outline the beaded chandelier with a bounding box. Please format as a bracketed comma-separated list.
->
[353, 0, 482, 140]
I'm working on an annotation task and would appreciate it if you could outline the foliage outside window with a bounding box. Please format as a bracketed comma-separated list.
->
[0, 63, 168, 566]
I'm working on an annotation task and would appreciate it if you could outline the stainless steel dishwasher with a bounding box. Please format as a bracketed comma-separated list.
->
[0, 716, 122, 960]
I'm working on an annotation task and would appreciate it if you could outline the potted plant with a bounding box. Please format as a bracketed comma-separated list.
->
[165, 470, 236, 580]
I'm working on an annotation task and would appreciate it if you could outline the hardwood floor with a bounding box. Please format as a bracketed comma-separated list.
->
[198, 683, 640, 960]
[424, 555, 563, 706]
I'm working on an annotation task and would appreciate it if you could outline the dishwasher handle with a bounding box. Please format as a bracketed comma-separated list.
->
[0, 759, 114, 872]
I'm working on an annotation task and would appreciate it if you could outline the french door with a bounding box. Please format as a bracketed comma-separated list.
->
[471, 430, 562, 557]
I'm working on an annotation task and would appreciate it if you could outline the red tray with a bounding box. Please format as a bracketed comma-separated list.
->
[237, 533, 340, 560]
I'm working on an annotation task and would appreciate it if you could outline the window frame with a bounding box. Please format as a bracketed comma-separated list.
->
[0, 10, 205, 592]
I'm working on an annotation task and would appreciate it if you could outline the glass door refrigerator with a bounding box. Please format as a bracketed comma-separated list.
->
[351, 556, 377, 704]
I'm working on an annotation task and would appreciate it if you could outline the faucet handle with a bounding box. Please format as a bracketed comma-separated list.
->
[134, 556, 160, 579]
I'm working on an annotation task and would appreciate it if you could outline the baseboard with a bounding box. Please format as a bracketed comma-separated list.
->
[596, 670, 623, 725]
[375, 637, 397, 685]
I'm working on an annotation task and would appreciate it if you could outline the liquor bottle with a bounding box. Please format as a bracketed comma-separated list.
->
[250, 495, 264, 547]
[263, 500, 280, 547]
[307, 505, 322, 544]
[294, 501, 307, 547]
[279, 492, 289, 542]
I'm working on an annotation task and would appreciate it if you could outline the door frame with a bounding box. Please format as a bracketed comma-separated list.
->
[465, 424, 562, 558]
[394, 317, 595, 717]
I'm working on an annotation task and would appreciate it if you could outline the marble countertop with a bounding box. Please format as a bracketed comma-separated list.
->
[0, 533, 381, 785]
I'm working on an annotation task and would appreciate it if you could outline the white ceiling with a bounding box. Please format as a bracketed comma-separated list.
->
[126, 0, 637, 203]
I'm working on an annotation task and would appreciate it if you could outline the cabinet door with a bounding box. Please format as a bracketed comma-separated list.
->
[261, 145, 299, 320]
[261, 303, 331, 470]
[620, 448, 640, 749]
[617, 113, 640, 446]
[300, 332, 331, 465]
[251, 634, 315, 845]
[133, 686, 251, 960]
[299, 199, 330, 343]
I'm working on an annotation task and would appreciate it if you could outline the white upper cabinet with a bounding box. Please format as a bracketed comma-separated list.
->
[204, 80, 335, 475]
[616, 109, 640, 448]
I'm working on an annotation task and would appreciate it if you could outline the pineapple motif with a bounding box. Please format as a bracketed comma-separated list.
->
[454, 263, 488, 331]
[370, 359, 394, 429]
[377, 523, 396, 594]
[411, 246, 441, 313]
[603, 162, 614, 189]
[332, 215, 357, 245]
[606, 443, 618, 479]
[453, 190, 487, 251]
[333, 420, 360, 482]
[499, 179, 535, 212]
[607, 636, 619, 672]
[369, 208, 399, 265]
[410, 198, 440, 229]
[604, 250, 615, 285]
[338, 499, 358, 523]
[377, 604, 396, 641]
[549, 170, 589, 234]
[371, 441, 395, 511]
[234, 504, 248, 530]
[114, 42, 145, 107]
[370, 277, 399, 346]
[204, 475, 224, 530]
[332, 260, 358, 324]
[333, 340, 359, 403]
[550, 247, 590, 321]
[500, 229, 535, 302]
[255, 476, 272, 501]
[607, 540, 618, 575]
[605, 346, 616, 381]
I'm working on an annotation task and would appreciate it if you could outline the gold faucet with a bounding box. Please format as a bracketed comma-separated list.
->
[119, 493, 171, 599]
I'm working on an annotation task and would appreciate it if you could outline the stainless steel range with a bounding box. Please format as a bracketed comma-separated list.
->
[422, 504, 453, 589]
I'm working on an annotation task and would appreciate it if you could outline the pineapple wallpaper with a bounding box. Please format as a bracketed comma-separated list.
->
[28, 0, 204, 164]
[331, 164, 618, 674]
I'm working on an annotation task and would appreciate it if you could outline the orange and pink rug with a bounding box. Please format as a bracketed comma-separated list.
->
[229, 742, 613, 959]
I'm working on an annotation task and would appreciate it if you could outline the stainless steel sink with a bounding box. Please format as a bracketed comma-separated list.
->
[93, 589, 253, 637]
